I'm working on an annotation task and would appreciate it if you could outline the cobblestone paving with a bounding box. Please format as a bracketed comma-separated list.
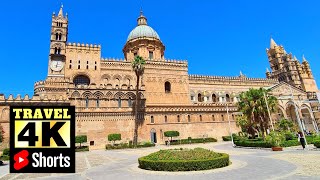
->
[0, 142, 319, 179]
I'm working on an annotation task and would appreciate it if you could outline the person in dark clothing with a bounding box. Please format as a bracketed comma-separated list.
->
[298, 131, 306, 149]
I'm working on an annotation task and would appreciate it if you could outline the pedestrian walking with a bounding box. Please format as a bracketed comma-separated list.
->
[298, 131, 306, 150]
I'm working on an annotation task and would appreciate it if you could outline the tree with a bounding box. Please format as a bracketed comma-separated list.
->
[164, 131, 180, 141]
[75, 135, 87, 147]
[237, 88, 277, 140]
[276, 118, 295, 132]
[132, 55, 146, 147]
[108, 133, 121, 145]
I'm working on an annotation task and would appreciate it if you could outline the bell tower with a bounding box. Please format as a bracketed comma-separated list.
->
[48, 5, 68, 76]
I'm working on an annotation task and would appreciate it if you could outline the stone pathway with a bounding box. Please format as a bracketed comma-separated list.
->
[0, 142, 319, 179]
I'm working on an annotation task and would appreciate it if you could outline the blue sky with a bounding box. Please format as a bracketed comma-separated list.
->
[1, 0, 320, 96]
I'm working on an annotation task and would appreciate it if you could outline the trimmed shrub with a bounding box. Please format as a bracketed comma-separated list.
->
[138, 148, 229, 171]
[75, 135, 87, 147]
[314, 140, 320, 148]
[108, 133, 121, 144]
[164, 131, 180, 141]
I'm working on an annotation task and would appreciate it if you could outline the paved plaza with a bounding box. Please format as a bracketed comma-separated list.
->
[0, 142, 320, 180]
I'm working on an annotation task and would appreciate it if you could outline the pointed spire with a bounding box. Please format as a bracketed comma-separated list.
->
[266, 68, 270, 73]
[293, 56, 298, 61]
[240, 71, 243, 76]
[302, 55, 308, 62]
[58, 4, 64, 17]
[270, 38, 277, 49]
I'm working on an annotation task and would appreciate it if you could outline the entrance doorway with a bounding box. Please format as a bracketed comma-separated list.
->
[150, 129, 157, 143]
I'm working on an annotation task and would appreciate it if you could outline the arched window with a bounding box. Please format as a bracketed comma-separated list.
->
[177, 115, 180, 122]
[128, 97, 132, 107]
[57, 48, 61, 54]
[151, 116, 154, 123]
[96, 97, 100, 108]
[212, 94, 217, 102]
[59, 33, 62, 40]
[85, 97, 89, 108]
[226, 94, 230, 102]
[73, 75, 90, 86]
[198, 93, 202, 102]
[118, 98, 122, 108]
[188, 115, 191, 122]
[86, 65, 89, 69]
[212, 115, 215, 121]
[199, 115, 202, 121]
[164, 115, 167, 123]
[165, 81, 171, 93]
[55, 33, 58, 40]
[54, 47, 58, 54]
[149, 51, 153, 59]
[221, 115, 224, 121]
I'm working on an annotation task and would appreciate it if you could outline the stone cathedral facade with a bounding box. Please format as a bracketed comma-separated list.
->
[0, 6, 319, 149]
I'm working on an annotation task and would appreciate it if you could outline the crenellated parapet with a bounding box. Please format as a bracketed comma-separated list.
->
[66, 42, 101, 52]
[189, 74, 278, 84]
[0, 94, 69, 105]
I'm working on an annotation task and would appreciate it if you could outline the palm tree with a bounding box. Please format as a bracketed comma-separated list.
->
[237, 88, 277, 140]
[132, 55, 146, 147]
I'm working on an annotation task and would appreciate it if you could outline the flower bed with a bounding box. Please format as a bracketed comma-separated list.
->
[138, 148, 229, 171]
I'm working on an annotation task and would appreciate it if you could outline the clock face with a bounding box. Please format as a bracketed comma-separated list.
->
[50, 60, 64, 72]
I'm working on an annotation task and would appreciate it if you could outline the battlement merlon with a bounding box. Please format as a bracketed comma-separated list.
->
[0, 94, 69, 104]
[101, 57, 188, 64]
[66, 42, 101, 51]
[189, 74, 278, 84]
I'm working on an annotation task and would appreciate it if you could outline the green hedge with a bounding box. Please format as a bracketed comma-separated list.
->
[234, 140, 272, 148]
[314, 140, 320, 148]
[280, 140, 300, 147]
[168, 138, 217, 145]
[106, 142, 155, 150]
[138, 148, 229, 171]
[75, 146, 89, 152]
[222, 136, 231, 141]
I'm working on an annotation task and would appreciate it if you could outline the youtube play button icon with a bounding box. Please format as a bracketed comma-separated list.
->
[13, 150, 29, 170]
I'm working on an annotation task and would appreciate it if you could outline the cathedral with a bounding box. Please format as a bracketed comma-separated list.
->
[0, 6, 319, 149]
